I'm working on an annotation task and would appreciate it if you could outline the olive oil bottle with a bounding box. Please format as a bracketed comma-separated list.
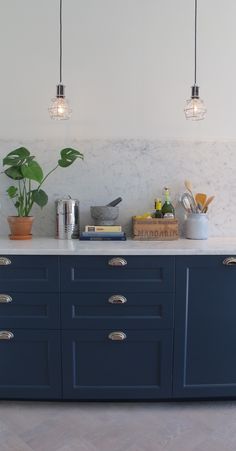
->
[162, 187, 175, 218]
[154, 199, 163, 218]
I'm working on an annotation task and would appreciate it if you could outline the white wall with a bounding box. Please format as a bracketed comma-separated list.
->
[1, 0, 236, 140]
[0, 2, 236, 237]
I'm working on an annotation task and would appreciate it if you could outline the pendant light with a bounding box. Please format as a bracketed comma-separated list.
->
[184, 0, 206, 121]
[49, 0, 72, 120]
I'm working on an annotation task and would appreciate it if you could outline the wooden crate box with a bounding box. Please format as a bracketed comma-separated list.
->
[132, 217, 179, 241]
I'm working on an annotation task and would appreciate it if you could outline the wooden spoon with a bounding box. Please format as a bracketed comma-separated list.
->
[195, 193, 207, 209]
[202, 196, 215, 213]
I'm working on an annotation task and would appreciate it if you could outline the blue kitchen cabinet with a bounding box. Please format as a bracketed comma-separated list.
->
[61, 255, 174, 399]
[62, 330, 173, 399]
[0, 330, 61, 399]
[174, 255, 236, 398]
[0, 255, 61, 400]
[2, 252, 236, 401]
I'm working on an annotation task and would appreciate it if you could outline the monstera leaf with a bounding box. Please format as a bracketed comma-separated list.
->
[4, 166, 24, 180]
[58, 148, 84, 168]
[31, 189, 48, 208]
[6, 186, 18, 198]
[3, 147, 31, 166]
[21, 161, 44, 183]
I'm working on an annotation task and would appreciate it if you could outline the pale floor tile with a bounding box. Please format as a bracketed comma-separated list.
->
[0, 401, 236, 451]
[20, 417, 78, 451]
[0, 401, 61, 435]
[0, 430, 33, 451]
[193, 438, 236, 451]
[56, 438, 97, 451]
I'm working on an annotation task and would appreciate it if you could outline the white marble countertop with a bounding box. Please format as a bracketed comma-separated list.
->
[0, 237, 236, 255]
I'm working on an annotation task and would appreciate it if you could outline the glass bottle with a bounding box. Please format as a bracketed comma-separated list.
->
[154, 199, 163, 218]
[162, 187, 175, 218]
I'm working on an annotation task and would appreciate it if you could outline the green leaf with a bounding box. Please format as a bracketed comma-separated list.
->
[3, 147, 31, 166]
[21, 161, 44, 183]
[31, 189, 48, 208]
[7, 186, 18, 199]
[14, 201, 20, 209]
[4, 166, 24, 180]
[58, 148, 84, 168]
[58, 157, 76, 168]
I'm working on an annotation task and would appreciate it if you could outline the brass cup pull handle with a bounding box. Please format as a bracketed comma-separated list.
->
[223, 257, 236, 266]
[108, 295, 127, 304]
[0, 257, 11, 266]
[108, 257, 127, 267]
[108, 331, 127, 341]
[0, 331, 14, 340]
[0, 294, 12, 304]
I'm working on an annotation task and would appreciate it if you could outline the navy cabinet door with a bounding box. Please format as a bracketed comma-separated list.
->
[0, 256, 59, 292]
[0, 293, 60, 329]
[174, 256, 236, 398]
[61, 292, 174, 330]
[61, 256, 174, 293]
[62, 330, 173, 399]
[0, 330, 61, 399]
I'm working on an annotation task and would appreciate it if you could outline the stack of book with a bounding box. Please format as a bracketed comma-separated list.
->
[80, 225, 126, 241]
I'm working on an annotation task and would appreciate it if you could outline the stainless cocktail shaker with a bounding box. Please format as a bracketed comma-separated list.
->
[56, 196, 80, 239]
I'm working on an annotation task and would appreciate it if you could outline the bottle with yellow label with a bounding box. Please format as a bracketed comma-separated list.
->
[154, 199, 163, 218]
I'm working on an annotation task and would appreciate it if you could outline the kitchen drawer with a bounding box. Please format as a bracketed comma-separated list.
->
[0, 256, 59, 292]
[62, 329, 173, 399]
[60, 256, 174, 293]
[0, 329, 61, 399]
[0, 292, 60, 329]
[61, 292, 174, 329]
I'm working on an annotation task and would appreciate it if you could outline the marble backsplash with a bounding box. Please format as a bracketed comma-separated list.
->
[0, 139, 234, 237]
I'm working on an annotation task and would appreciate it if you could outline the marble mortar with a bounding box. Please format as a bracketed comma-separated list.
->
[90, 206, 119, 225]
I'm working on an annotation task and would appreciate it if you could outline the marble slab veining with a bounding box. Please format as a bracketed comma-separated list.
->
[0, 139, 235, 238]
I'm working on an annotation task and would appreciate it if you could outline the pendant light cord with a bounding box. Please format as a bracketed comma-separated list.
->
[59, 0, 62, 84]
[194, 0, 197, 86]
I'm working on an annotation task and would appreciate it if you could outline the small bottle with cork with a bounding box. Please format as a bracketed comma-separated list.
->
[154, 199, 163, 218]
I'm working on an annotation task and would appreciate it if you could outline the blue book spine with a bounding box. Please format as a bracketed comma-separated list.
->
[80, 236, 126, 241]
[80, 232, 125, 238]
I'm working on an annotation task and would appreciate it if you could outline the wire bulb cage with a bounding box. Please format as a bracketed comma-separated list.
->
[49, 84, 72, 120]
[184, 85, 207, 121]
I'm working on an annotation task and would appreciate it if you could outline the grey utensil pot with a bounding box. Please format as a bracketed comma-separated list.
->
[185, 213, 208, 240]
[56, 197, 80, 239]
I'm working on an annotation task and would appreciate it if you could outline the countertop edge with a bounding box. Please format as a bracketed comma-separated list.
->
[0, 237, 235, 255]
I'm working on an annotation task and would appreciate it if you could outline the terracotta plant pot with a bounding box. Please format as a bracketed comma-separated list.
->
[7, 216, 34, 240]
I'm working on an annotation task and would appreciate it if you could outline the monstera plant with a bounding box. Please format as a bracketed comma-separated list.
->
[2, 147, 83, 239]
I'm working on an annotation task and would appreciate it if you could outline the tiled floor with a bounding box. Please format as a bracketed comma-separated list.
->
[0, 401, 236, 451]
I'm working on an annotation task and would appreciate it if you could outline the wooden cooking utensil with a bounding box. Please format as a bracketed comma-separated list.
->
[195, 193, 207, 209]
[184, 179, 193, 195]
[202, 196, 215, 213]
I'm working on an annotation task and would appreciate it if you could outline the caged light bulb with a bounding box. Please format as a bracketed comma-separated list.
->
[48, 84, 72, 120]
[184, 86, 207, 121]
